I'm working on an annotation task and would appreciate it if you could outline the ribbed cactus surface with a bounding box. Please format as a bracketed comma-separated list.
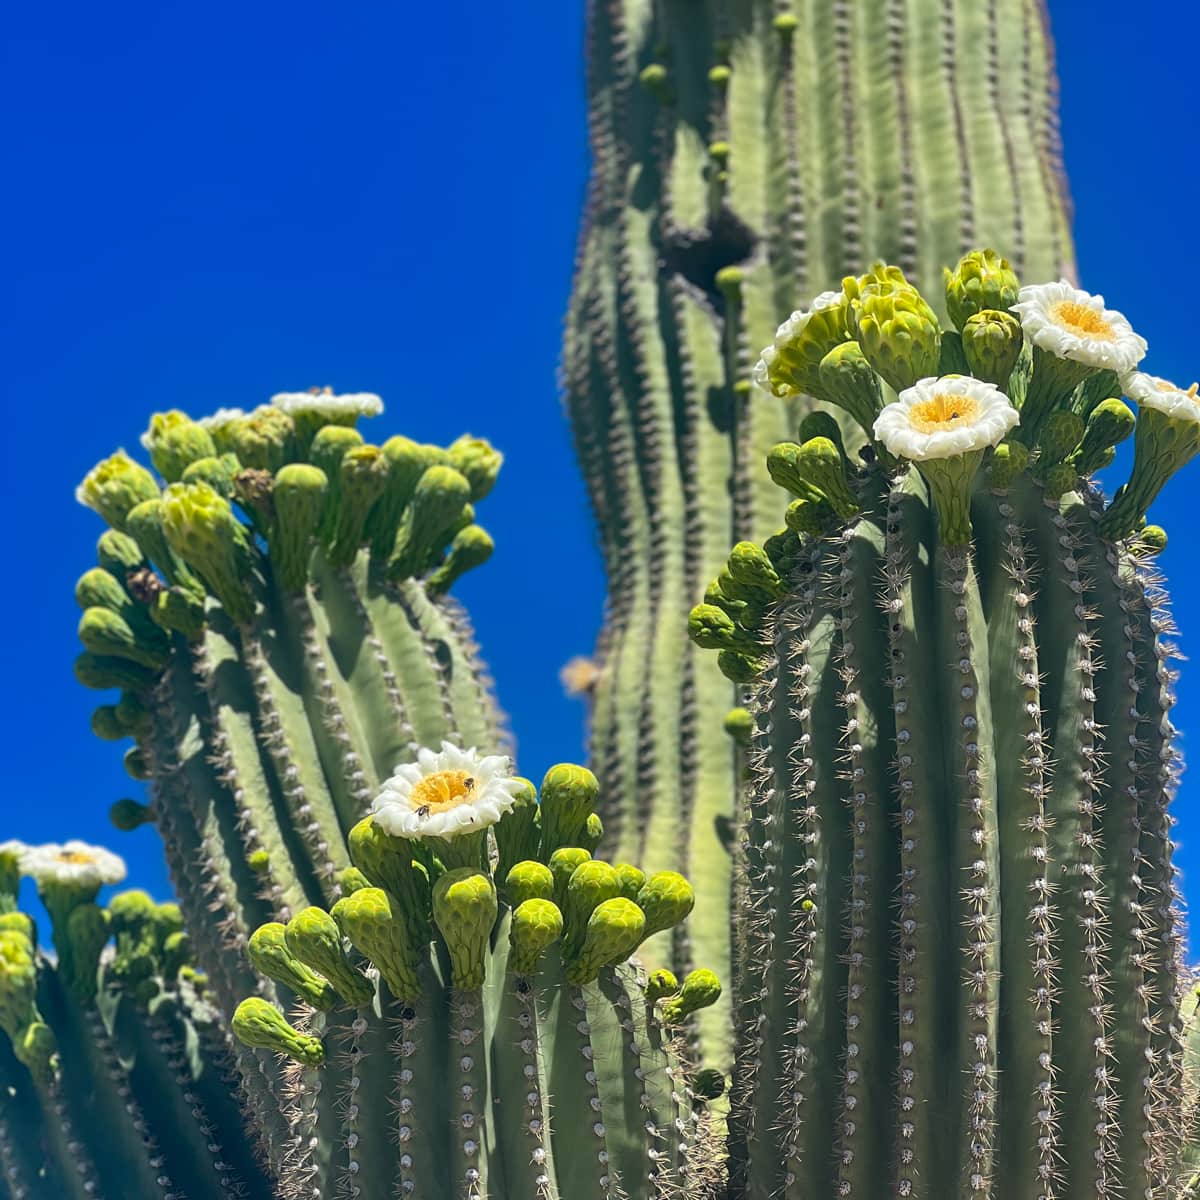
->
[564, 0, 1077, 1062]
[231, 762, 723, 1200]
[691, 253, 1196, 1197]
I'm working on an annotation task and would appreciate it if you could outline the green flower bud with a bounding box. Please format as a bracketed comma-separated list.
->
[162, 930, 190, 978]
[75, 567, 129, 615]
[717, 649, 768, 682]
[447, 435, 503, 502]
[96, 529, 145, 577]
[495, 778, 540, 885]
[14, 1021, 59, 1086]
[116, 691, 151, 733]
[432, 868, 497, 991]
[567, 897, 645, 985]
[347, 817, 430, 936]
[724, 707, 755, 745]
[124, 499, 195, 594]
[246, 849, 271, 873]
[613, 863, 646, 902]
[0, 914, 36, 943]
[141, 411, 217, 483]
[688, 603, 757, 653]
[74, 651, 158, 693]
[271, 463, 328, 591]
[78, 607, 167, 671]
[767, 440, 856, 518]
[124, 746, 152, 780]
[508, 898, 563, 975]
[661, 968, 722, 1023]
[0, 929, 38, 1039]
[816, 341, 885, 439]
[961, 309, 1023, 388]
[181, 453, 241, 498]
[1041, 462, 1078, 500]
[548, 848, 592, 909]
[150, 586, 206, 639]
[986, 441, 1030, 489]
[91, 705, 128, 741]
[64, 903, 109, 1001]
[504, 860, 555, 908]
[847, 265, 942, 391]
[310, 426, 365, 538]
[365, 439, 447, 557]
[639, 63, 669, 96]
[332, 887, 421, 1002]
[694, 1067, 726, 1100]
[1134, 525, 1168, 556]
[232, 997, 324, 1066]
[337, 866, 373, 894]
[76, 452, 160, 531]
[784, 497, 834, 538]
[160, 482, 255, 623]
[284, 907, 374, 1007]
[762, 528, 801, 572]
[797, 411, 846, 456]
[944, 249, 1020, 332]
[539, 764, 600, 857]
[426, 524, 495, 596]
[1035, 410, 1086, 470]
[248, 922, 337, 1010]
[1072, 398, 1135, 477]
[728, 541, 785, 600]
[109, 798, 152, 831]
[227, 406, 296, 473]
[645, 968, 679, 1006]
[327, 445, 388, 566]
[578, 813, 604, 855]
[387, 465, 472, 581]
[636, 871, 695, 939]
[563, 861, 621, 957]
[755, 292, 854, 400]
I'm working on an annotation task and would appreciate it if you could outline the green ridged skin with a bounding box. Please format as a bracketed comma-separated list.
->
[564, 0, 1076, 1067]
[695, 258, 1194, 1198]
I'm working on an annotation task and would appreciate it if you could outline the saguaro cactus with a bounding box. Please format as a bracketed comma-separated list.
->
[692, 253, 1195, 1197]
[231, 752, 723, 1200]
[564, 0, 1078, 1060]
[0, 841, 273, 1199]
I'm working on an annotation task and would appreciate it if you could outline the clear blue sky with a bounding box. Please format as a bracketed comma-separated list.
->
[3, 3, 1198, 934]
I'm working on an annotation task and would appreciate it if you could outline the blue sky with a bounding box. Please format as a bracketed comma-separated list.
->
[3, 2, 1198, 929]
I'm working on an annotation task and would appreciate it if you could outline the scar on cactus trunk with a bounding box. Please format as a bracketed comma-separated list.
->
[693, 252, 1199, 1197]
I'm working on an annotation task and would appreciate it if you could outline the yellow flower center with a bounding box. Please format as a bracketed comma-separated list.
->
[57, 851, 96, 865]
[909, 393, 979, 433]
[1051, 300, 1115, 341]
[410, 770, 477, 815]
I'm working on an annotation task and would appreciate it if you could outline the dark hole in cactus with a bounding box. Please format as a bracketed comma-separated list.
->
[661, 208, 757, 316]
[430, 638, 454, 675]
[706, 384, 736, 434]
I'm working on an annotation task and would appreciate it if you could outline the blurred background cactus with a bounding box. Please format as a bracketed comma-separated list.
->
[563, 0, 1077, 1062]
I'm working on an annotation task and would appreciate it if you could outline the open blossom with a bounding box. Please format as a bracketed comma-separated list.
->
[1123, 371, 1200, 425]
[874, 375, 1019, 462]
[196, 407, 247, 431]
[371, 742, 522, 841]
[22, 841, 127, 888]
[751, 290, 846, 397]
[270, 388, 383, 420]
[1012, 280, 1147, 375]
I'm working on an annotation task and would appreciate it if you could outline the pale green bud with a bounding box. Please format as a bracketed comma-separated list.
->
[784, 497, 834, 537]
[14, 1021, 59, 1086]
[347, 816, 430, 937]
[579, 812, 604, 855]
[769, 438, 859, 519]
[567, 897, 646, 985]
[816, 341, 884, 438]
[0, 929, 38, 1039]
[796, 410, 846, 458]
[1035, 411, 1086, 470]
[508, 898, 563, 975]
[284, 906, 374, 1007]
[728, 541, 785, 600]
[327, 445, 388, 567]
[337, 866, 373, 894]
[247, 922, 337, 1010]
[309, 425, 364, 544]
[944, 249, 1020, 332]
[1041, 462, 1078, 500]
[495, 778, 540, 885]
[847, 265, 942, 391]
[141, 411, 217, 482]
[661, 968, 722, 1023]
[426, 525, 495, 595]
[548, 848, 592, 908]
[332, 887, 421, 1002]
[271, 463, 328, 590]
[1072, 398, 1135, 477]
[181, 453, 241, 499]
[97, 529, 145, 578]
[1134, 525, 1168, 556]
[717, 649, 768, 683]
[756, 293, 853, 400]
[687, 604, 758, 653]
[563, 861, 621, 957]
[75, 651, 158, 693]
[613, 864, 646, 903]
[227, 406, 295, 473]
[387, 465, 472, 581]
[75, 567, 129, 614]
[123, 746, 152, 780]
[232, 998, 324, 1066]
[504, 860, 555, 908]
[724, 707, 755, 745]
[637, 871, 695, 938]
[76, 452, 160, 531]
[78, 607, 168, 671]
[64, 903, 110, 1001]
[366, 439, 446, 557]
[539, 764, 600, 856]
[986, 441, 1030, 489]
[447, 435, 503, 502]
[432, 868, 497, 991]
[150, 586, 206, 639]
[961, 309, 1022, 388]
[645, 968, 679, 1006]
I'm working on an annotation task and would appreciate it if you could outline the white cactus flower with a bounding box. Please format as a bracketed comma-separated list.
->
[371, 742, 522, 841]
[195, 407, 247, 431]
[22, 841, 127, 888]
[1012, 280, 1147, 375]
[1123, 371, 1200, 425]
[270, 388, 383, 420]
[752, 290, 846, 397]
[874, 375, 1019, 462]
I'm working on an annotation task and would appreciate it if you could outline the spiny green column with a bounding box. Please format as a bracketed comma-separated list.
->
[563, 0, 1076, 1067]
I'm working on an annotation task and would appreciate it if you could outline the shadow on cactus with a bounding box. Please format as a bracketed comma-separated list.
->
[0, 840, 273, 1199]
[230, 755, 723, 1199]
[690, 250, 1200, 1197]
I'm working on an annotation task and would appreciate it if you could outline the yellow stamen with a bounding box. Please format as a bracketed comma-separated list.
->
[1051, 300, 1115, 341]
[909, 393, 979, 433]
[410, 770, 476, 815]
[57, 851, 96, 865]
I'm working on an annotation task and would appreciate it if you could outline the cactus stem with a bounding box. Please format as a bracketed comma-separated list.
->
[450, 989, 491, 1197]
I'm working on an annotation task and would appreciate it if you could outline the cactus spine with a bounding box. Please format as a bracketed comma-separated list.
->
[564, 0, 1077, 1062]
[693, 253, 1197, 1197]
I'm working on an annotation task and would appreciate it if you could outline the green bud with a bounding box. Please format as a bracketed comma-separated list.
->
[347, 817, 430, 935]
[1072, 398, 1135, 477]
[816, 341, 885, 439]
[426, 524, 495, 596]
[227, 406, 295, 473]
[326, 445, 388, 566]
[645, 968, 679, 1006]
[75, 567, 129, 614]
[767, 439, 857, 518]
[708, 64, 731, 87]
[91, 705, 129, 742]
[1035, 410, 1086, 470]
[124, 746, 152, 780]
[337, 866, 373, 894]
[756, 293, 853, 400]
[1134, 525, 1168, 555]
[332, 887, 421, 1002]
[160, 482, 255, 623]
[76, 452, 160, 531]
[116, 692, 151, 734]
[181, 453, 242, 498]
[75, 651, 158, 693]
[366, 439, 446, 557]
[162, 930, 190, 978]
[773, 11, 798, 34]
[14, 1021, 59, 1086]
[847, 264, 942, 391]
[387, 465, 472, 581]
[64, 903, 109, 1001]
[232, 998, 324, 1066]
[248, 922, 338, 1010]
[270, 463, 328, 590]
[944, 249, 1020, 332]
[246, 849, 270, 872]
[0, 914, 36, 944]
[661, 968, 723, 1023]
[97, 530, 145, 578]
[548, 848, 592, 909]
[636, 871, 695, 939]
[504, 860, 555, 908]
[539, 764, 600, 856]
[508, 898, 563, 975]
[1041, 462, 1078, 500]
[961, 309, 1023, 388]
[724, 707, 755, 745]
[638, 62, 669, 96]
[495, 778, 540, 885]
[284, 906, 374, 1007]
[567, 897, 646, 985]
[728, 541, 785, 599]
[109, 798, 153, 832]
[784, 497, 834, 538]
[432, 868, 497, 991]
[762, 527, 801, 572]
[613, 864, 646, 902]
[78, 607, 167, 671]
[447, 435, 503, 502]
[694, 1068, 726, 1101]
[141, 411, 217, 482]
[986, 440, 1030, 489]
[578, 813, 604, 855]
[797, 411, 846, 457]
[124, 498, 198, 595]
[0, 929, 38, 1039]
[309, 425, 363, 540]
[151, 586, 206, 639]
[717, 649, 768, 682]
[563, 861, 621, 957]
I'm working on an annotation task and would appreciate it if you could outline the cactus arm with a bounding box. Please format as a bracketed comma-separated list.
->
[974, 487, 1058, 1195]
[0, 1035, 80, 1200]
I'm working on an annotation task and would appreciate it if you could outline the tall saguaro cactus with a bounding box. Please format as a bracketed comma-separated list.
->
[563, 0, 1077, 1060]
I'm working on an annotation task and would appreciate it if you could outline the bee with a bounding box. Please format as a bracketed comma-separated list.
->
[463, 777, 476, 794]
[415, 804, 431, 819]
